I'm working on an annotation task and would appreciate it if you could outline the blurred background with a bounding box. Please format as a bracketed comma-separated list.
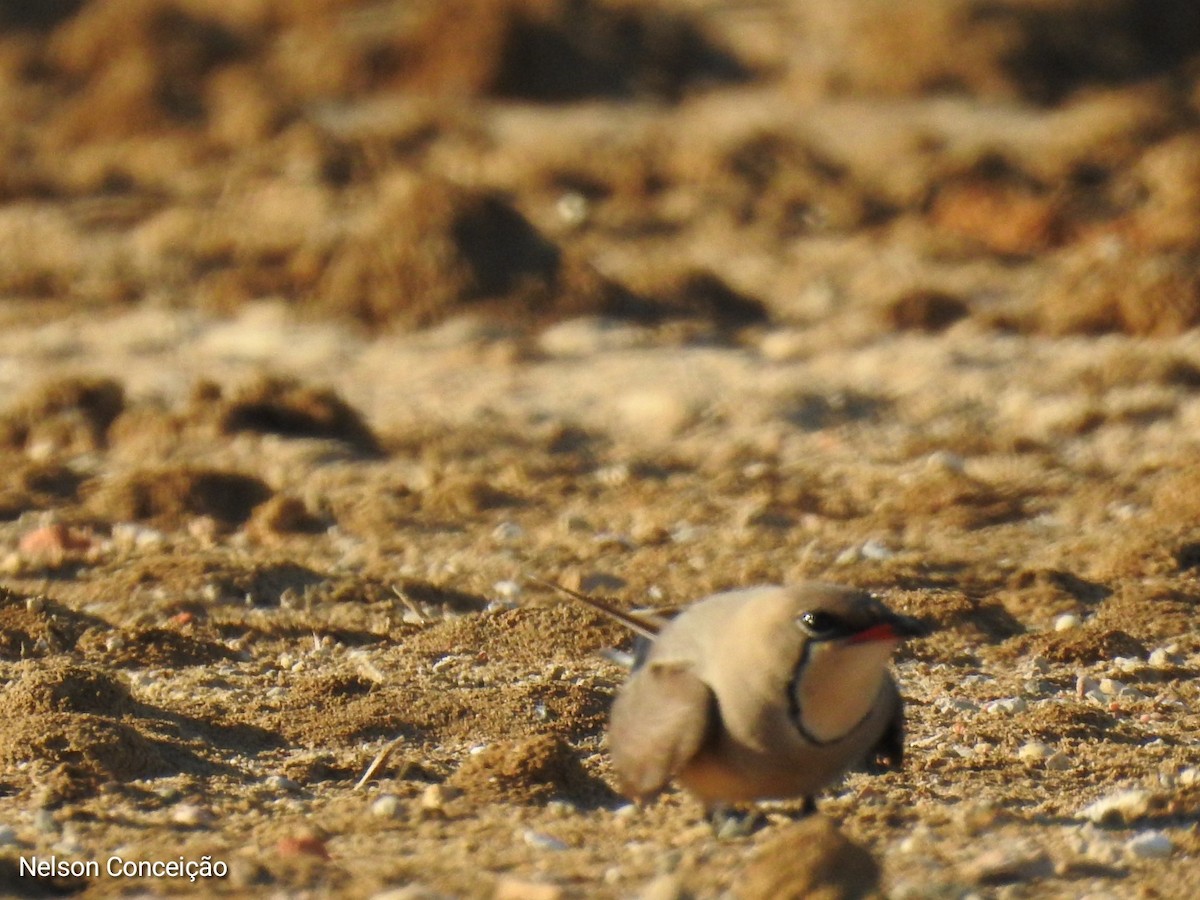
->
[0, 0, 1198, 340]
[1, 8, 1200, 896]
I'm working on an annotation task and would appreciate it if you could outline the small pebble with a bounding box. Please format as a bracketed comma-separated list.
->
[493, 580, 522, 601]
[556, 191, 589, 226]
[895, 824, 933, 854]
[170, 803, 214, 827]
[1178, 767, 1200, 786]
[263, 775, 300, 793]
[1079, 789, 1154, 825]
[1126, 831, 1172, 859]
[616, 390, 696, 441]
[1147, 648, 1172, 668]
[595, 464, 631, 487]
[927, 450, 966, 472]
[1018, 741, 1054, 762]
[420, 784, 459, 812]
[491, 522, 524, 542]
[935, 697, 979, 713]
[276, 834, 330, 859]
[860, 538, 894, 560]
[983, 697, 1027, 715]
[371, 795, 403, 819]
[758, 328, 811, 362]
[522, 830, 568, 851]
[834, 546, 861, 566]
[1054, 614, 1081, 632]
[0, 825, 18, 847]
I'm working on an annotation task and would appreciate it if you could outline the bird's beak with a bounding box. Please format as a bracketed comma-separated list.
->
[848, 612, 932, 644]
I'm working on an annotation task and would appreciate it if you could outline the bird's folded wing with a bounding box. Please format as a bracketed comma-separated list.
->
[608, 661, 716, 800]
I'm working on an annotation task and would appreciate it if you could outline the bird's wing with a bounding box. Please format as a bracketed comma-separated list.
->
[867, 679, 905, 771]
[608, 660, 717, 800]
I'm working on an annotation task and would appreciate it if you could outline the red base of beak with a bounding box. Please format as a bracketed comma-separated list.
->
[848, 623, 898, 644]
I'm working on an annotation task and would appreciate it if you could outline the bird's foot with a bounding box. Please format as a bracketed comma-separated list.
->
[708, 805, 766, 839]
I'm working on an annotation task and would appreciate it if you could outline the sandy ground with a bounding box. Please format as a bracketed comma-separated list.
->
[1, 1, 1200, 897]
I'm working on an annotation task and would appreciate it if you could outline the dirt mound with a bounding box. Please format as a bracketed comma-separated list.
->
[83, 466, 272, 528]
[403, 605, 627, 670]
[929, 176, 1065, 257]
[268, 665, 609, 752]
[708, 130, 894, 236]
[738, 816, 881, 900]
[0, 712, 169, 785]
[265, 672, 416, 750]
[795, 0, 1200, 104]
[643, 270, 769, 329]
[3, 660, 133, 716]
[880, 467, 1028, 531]
[247, 494, 326, 537]
[396, 0, 750, 102]
[447, 734, 613, 806]
[1027, 627, 1147, 664]
[43, 0, 255, 141]
[1034, 245, 1200, 337]
[21, 0, 747, 151]
[0, 458, 86, 521]
[0, 376, 124, 454]
[314, 178, 647, 330]
[0, 589, 105, 660]
[76, 625, 237, 669]
[884, 289, 971, 333]
[201, 375, 381, 454]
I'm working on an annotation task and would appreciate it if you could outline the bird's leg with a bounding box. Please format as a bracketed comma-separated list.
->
[799, 795, 817, 817]
[707, 804, 765, 839]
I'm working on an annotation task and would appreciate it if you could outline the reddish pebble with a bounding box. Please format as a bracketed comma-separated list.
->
[276, 836, 330, 859]
[170, 611, 195, 627]
[19, 524, 92, 556]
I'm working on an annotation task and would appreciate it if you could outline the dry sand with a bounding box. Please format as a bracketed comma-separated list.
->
[0, 1, 1199, 896]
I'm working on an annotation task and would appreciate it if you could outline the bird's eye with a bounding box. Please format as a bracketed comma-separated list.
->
[797, 610, 841, 638]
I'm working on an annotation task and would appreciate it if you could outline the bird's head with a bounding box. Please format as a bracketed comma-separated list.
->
[788, 585, 929, 744]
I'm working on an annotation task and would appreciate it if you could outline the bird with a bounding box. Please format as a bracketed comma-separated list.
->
[534, 579, 929, 812]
